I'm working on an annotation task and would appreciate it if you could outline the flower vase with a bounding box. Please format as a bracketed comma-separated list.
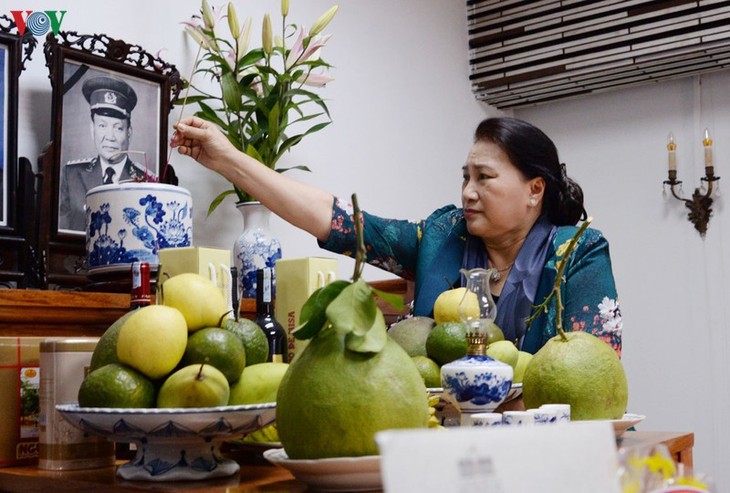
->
[234, 202, 282, 299]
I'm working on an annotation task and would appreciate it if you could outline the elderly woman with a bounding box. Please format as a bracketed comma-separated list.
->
[171, 116, 622, 356]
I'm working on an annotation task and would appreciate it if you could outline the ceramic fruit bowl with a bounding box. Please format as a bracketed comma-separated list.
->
[56, 403, 275, 481]
[440, 355, 514, 413]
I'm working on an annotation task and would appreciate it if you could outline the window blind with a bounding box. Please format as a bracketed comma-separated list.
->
[467, 1, 730, 108]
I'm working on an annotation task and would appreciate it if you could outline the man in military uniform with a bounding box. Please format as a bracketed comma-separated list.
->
[59, 76, 149, 232]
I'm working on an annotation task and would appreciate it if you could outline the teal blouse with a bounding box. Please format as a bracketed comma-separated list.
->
[319, 198, 622, 356]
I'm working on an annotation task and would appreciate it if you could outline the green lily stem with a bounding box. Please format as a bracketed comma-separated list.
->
[351, 193, 366, 283]
[525, 217, 592, 340]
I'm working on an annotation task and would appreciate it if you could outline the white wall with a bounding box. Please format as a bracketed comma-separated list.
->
[14, 0, 728, 489]
[515, 73, 730, 489]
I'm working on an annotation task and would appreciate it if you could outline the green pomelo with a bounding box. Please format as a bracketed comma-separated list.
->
[522, 331, 628, 420]
[157, 364, 230, 408]
[387, 317, 435, 357]
[78, 363, 156, 408]
[89, 311, 136, 371]
[425, 322, 468, 366]
[222, 318, 270, 366]
[182, 327, 246, 384]
[276, 328, 429, 459]
[229, 362, 289, 405]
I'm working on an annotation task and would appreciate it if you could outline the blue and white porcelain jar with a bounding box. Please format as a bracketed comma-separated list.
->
[441, 354, 513, 414]
[85, 183, 193, 274]
[234, 202, 282, 299]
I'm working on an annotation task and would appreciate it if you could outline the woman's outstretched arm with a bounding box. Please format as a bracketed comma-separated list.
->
[171, 116, 334, 242]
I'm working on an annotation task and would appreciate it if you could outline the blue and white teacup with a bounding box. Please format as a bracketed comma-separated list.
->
[538, 404, 571, 423]
[469, 412, 503, 427]
[528, 408, 558, 425]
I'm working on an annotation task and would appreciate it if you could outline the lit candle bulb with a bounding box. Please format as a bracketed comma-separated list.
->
[667, 132, 677, 172]
[703, 128, 713, 168]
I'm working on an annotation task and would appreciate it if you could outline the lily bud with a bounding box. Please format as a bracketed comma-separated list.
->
[202, 0, 215, 29]
[281, 0, 289, 17]
[309, 5, 338, 36]
[236, 17, 252, 59]
[262, 13, 273, 55]
[227, 3, 240, 39]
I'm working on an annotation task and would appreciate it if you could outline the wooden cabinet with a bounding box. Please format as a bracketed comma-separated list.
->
[0, 280, 413, 337]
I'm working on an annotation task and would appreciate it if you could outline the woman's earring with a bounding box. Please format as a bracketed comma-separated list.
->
[529, 198, 537, 206]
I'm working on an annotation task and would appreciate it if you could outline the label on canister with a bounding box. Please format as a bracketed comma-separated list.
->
[38, 338, 115, 470]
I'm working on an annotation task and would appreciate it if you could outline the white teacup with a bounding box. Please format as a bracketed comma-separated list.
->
[528, 408, 558, 425]
[539, 404, 571, 423]
[502, 411, 535, 426]
[469, 413, 503, 427]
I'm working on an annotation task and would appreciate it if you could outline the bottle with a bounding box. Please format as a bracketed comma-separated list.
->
[255, 267, 288, 363]
[130, 262, 152, 309]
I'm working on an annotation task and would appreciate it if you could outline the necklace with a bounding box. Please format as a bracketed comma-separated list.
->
[488, 260, 513, 282]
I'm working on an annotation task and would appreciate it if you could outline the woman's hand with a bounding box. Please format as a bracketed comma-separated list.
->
[171, 116, 235, 173]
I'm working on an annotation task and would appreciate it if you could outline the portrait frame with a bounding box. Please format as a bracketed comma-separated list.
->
[40, 31, 181, 287]
[0, 15, 37, 285]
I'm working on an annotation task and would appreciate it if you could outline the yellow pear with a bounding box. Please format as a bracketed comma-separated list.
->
[162, 273, 228, 331]
[116, 305, 188, 379]
[513, 351, 533, 383]
[433, 287, 478, 324]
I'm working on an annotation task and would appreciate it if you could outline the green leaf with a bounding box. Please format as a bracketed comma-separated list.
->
[372, 287, 404, 311]
[345, 310, 387, 353]
[326, 279, 376, 336]
[275, 165, 311, 173]
[207, 189, 237, 216]
[293, 280, 350, 340]
[221, 72, 242, 112]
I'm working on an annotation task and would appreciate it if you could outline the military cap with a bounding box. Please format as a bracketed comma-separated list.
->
[82, 76, 138, 119]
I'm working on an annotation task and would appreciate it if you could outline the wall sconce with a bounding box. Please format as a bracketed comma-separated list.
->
[663, 129, 720, 237]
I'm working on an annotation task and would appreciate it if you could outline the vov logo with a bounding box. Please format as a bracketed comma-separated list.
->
[10, 10, 67, 36]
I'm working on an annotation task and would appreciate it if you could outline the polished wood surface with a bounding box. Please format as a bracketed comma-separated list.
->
[618, 430, 695, 470]
[0, 461, 302, 492]
[0, 431, 694, 492]
[0, 280, 412, 337]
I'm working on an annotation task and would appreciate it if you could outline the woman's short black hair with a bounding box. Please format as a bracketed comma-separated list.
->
[474, 117, 586, 226]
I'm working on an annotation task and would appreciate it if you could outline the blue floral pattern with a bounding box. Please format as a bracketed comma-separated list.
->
[86, 190, 192, 270]
[234, 203, 282, 299]
[442, 355, 512, 406]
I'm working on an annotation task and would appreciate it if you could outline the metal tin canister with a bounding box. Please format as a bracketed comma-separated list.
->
[38, 338, 115, 470]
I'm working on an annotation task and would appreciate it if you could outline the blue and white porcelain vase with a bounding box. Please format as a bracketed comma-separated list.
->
[234, 202, 282, 299]
[85, 183, 193, 275]
[441, 267, 513, 420]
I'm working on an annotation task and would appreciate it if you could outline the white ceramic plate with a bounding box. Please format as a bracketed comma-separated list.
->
[608, 413, 646, 438]
[55, 402, 276, 437]
[56, 403, 277, 481]
[263, 448, 381, 492]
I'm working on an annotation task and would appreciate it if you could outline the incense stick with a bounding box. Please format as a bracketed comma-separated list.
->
[163, 42, 203, 183]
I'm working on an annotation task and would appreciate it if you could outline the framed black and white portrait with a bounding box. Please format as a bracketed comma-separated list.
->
[36, 31, 181, 288]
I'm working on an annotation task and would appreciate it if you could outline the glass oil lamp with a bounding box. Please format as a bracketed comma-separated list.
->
[440, 268, 514, 423]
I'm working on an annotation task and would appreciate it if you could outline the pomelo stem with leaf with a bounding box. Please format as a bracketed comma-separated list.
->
[351, 193, 366, 283]
[525, 217, 592, 340]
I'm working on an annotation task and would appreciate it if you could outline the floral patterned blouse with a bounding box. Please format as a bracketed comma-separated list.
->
[318, 198, 622, 356]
